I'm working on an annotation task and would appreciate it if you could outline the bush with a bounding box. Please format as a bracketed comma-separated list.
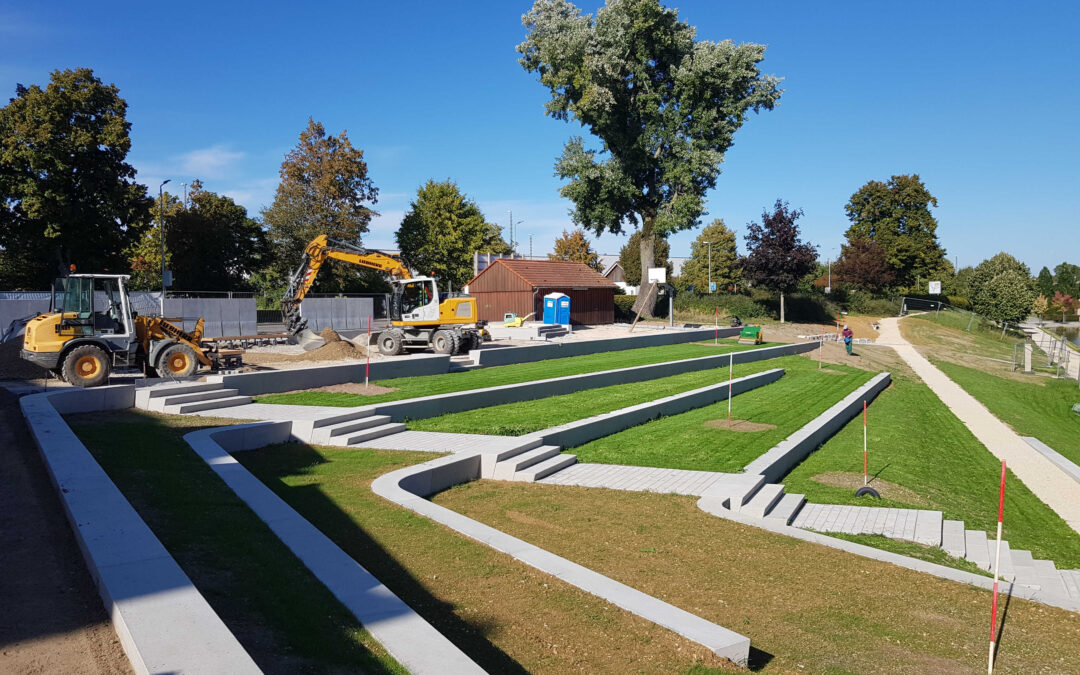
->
[614, 295, 637, 321]
[674, 292, 769, 321]
[846, 294, 902, 316]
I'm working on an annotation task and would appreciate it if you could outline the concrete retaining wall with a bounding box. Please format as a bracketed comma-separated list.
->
[371, 451, 752, 665]
[207, 354, 452, 396]
[471, 326, 742, 367]
[186, 424, 482, 674]
[19, 386, 258, 675]
[743, 372, 892, 482]
[371, 342, 815, 423]
[531, 368, 785, 450]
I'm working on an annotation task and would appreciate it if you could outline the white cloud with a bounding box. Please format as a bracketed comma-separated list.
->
[178, 145, 244, 179]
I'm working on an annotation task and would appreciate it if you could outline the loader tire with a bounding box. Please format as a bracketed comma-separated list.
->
[62, 345, 111, 388]
[377, 330, 405, 356]
[431, 330, 454, 354]
[159, 344, 199, 378]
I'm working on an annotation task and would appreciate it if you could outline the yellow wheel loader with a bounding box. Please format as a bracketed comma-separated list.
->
[20, 274, 237, 387]
[282, 235, 488, 356]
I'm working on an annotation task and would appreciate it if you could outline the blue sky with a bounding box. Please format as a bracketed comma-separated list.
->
[2, 0, 1077, 274]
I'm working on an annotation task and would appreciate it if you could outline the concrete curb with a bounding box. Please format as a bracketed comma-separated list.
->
[207, 353, 452, 396]
[1022, 437, 1080, 486]
[527, 368, 785, 450]
[471, 326, 742, 367]
[743, 372, 892, 482]
[185, 424, 483, 675]
[366, 342, 814, 424]
[18, 386, 259, 675]
[370, 452, 752, 665]
[697, 496, 1080, 614]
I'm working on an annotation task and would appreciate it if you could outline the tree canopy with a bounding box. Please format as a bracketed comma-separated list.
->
[743, 200, 817, 322]
[518, 0, 782, 314]
[1036, 266, 1054, 298]
[618, 230, 670, 287]
[1054, 262, 1079, 296]
[263, 118, 378, 292]
[396, 180, 510, 289]
[549, 228, 601, 270]
[0, 68, 151, 288]
[832, 238, 894, 293]
[969, 252, 1035, 324]
[678, 218, 739, 293]
[844, 174, 946, 288]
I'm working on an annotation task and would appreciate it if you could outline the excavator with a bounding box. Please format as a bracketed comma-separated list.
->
[282, 235, 487, 356]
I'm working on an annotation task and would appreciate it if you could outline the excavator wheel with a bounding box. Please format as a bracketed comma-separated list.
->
[449, 332, 463, 355]
[377, 330, 405, 356]
[431, 330, 454, 354]
[468, 332, 483, 351]
[158, 344, 199, 378]
[61, 345, 111, 388]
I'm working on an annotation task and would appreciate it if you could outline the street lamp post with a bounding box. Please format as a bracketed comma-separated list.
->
[159, 179, 170, 314]
[705, 241, 716, 293]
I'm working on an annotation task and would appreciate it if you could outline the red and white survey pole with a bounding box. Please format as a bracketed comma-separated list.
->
[364, 316, 372, 388]
[863, 400, 868, 486]
[988, 460, 1006, 674]
[727, 352, 734, 427]
[819, 324, 824, 369]
[714, 306, 719, 344]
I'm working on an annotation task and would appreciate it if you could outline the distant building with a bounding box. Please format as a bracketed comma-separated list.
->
[466, 258, 616, 325]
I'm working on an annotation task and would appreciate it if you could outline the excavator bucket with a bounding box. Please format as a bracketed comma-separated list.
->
[292, 328, 326, 351]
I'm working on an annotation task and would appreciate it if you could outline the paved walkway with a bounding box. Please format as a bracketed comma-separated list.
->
[878, 316, 1080, 533]
[539, 463, 733, 495]
[1022, 322, 1079, 379]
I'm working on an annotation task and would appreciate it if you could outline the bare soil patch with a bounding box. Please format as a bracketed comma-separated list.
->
[0, 339, 47, 380]
[703, 419, 777, 432]
[810, 471, 929, 506]
[242, 328, 368, 364]
[297, 382, 398, 396]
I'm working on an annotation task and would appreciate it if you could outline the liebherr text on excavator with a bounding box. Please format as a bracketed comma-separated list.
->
[282, 235, 487, 355]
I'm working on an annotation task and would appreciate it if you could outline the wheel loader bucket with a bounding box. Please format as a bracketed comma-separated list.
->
[292, 328, 326, 351]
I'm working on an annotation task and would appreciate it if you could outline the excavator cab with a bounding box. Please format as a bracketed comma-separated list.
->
[392, 278, 440, 323]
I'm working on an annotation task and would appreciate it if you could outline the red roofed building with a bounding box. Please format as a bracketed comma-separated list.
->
[465, 258, 616, 324]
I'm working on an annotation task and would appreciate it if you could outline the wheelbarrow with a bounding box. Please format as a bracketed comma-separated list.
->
[503, 312, 535, 328]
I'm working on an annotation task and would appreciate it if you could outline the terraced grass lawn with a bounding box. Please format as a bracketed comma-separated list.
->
[568, 360, 873, 472]
[434, 480, 1080, 673]
[782, 375, 1080, 568]
[902, 311, 1025, 364]
[70, 411, 406, 674]
[935, 360, 1080, 465]
[255, 341, 759, 407]
[409, 354, 810, 436]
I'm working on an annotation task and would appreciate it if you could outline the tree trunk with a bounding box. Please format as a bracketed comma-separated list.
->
[780, 291, 785, 324]
[632, 216, 657, 318]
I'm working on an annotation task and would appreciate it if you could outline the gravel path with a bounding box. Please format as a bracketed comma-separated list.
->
[879, 316, 1080, 534]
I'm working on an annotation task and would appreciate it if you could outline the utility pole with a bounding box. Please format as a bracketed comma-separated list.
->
[181, 182, 188, 209]
[159, 179, 170, 314]
[507, 210, 514, 255]
[529, 233, 534, 259]
[705, 241, 716, 293]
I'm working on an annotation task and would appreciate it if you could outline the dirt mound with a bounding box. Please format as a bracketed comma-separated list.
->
[810, 472, 928, 506]
[319, 327, 343, 343]
[244, 336, 368, 363]
[0, 338, 49, 379]
[704, 419, 777, 432]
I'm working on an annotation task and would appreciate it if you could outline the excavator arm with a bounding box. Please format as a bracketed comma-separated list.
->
[282, 235, 410, 334]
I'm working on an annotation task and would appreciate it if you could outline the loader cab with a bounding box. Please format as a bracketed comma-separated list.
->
[390, 277, 440, 323]
[52, 275, 133, 339]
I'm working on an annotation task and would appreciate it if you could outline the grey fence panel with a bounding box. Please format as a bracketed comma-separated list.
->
[202, 299, 225, 337]
[223, 299, 243, 337]
[0, 299, 51, 341]
[239, 298, 257, 336]
[339, 297, 357, 330]
[355, 298, 374, 330]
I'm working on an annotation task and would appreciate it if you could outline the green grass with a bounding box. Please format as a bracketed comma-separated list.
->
[903, 310, 1025, 362]
[935, 360, 1080, 465]
[817, 532, 992, 577]
[782, 375, 1080, 568]
[255, 341, 758, 407]
[71, 413, 406, 673]
[408, 354, 813, 436]
[568, 359, 872, 472]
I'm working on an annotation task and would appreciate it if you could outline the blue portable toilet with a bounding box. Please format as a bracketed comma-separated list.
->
[543, 292, 569, 325]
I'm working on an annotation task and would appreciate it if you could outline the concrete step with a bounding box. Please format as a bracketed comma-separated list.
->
[136, 382, 224, 409]
[156, 388, 241, 411]
[304, 409, 377, 444]
[964, 530, 990, 570]
[740, 483, 785, 519]
[985, 539, 1015, 581]
[941, 520, 966, 558]
[492, 445, 561, 480]
[1010, 549, 1038, 586]
[344, 423, 408, 446]
[1059, 570, 1080, 599]
[515, 453, 576, 482]
[912, 510, 943, 546]
[764, 492, 806, 525]
[165, 395, 252, 414]
[324, 415, 394, 441]
[1026, 560, 1069, 598]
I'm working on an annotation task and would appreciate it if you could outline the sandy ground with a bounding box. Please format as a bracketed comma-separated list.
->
[0, 390, 131, 674]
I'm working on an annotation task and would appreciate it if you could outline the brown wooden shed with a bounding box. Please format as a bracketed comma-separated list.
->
[466, 259, 616, 325]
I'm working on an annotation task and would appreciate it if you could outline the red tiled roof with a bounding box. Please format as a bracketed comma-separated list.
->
[470, 258, 617, 288]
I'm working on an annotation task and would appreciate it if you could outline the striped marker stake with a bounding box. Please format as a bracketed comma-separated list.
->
[863, 400, 868, 486]
[714, 306, 719, 344]
[819, 324, 824, 369]
[365, 316, 372, 388]
[727, 352, 733, 427]
[989, 460, 1006, 674]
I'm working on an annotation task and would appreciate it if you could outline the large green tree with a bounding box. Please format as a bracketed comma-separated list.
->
[262, 118, 378, 292]
[0, 68, 151, 288]
[1036, 266, 1055, 298]
[1053, 262, 1080, 296]
[549, 228, 601, 270]
[396, 180, 510, 289]
[844, 174, 946, 288]
[969, 252, 1035, 324]
[678, 218, 739, 293]
[832, 238, 894, 293]
[518, 0, 782, 316]
[743, 200, 817, 323]
[618, 230, 670, 287]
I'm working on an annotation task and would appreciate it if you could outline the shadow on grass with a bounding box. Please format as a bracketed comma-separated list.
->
[237, 441, 529, 675]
